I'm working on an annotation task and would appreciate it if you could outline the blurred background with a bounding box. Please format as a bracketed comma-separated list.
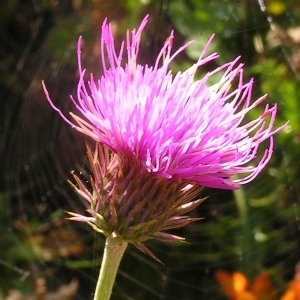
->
[0, 0, 299, 299]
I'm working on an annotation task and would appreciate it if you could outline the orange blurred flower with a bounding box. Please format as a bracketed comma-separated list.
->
[280, 263, 300, 300]
[215, 270, 277, 300]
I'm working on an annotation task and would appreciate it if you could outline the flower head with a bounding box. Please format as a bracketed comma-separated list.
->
[281, 263, 300, 300]
[43, 15, 287, 190]
[215, 270, 277, 300]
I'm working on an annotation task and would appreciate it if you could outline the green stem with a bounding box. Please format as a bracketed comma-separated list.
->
[233, 188, 254, 279]
[93, 237, 128, 300]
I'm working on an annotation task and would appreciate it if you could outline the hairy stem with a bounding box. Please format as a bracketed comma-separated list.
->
[93, 237, 128, 300]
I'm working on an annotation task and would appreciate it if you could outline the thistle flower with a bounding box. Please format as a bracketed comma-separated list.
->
[43, 15, 286, 190]
[42, 16, 288, 299]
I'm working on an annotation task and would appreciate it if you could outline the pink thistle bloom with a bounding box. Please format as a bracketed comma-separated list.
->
[43, 15, 287, 190]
